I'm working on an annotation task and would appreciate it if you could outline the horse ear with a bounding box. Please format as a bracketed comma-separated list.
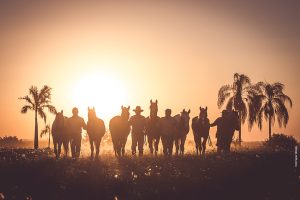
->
[188, 109, 191, 114]
[205, 107, 207, 111]
[150, 99, 153, 103]
[61, 110, 63, 114]
[200, 106, 202, 110]
[155, 100, 158, 104]
[93, 107, 95, 111]
[121, 105, 124, 109]
[183, 109, 185, 112]
[127, 106, 130, 109]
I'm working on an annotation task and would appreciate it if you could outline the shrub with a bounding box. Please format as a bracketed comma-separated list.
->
[264, 133, 298, 152]
[0, 136, 22, 147]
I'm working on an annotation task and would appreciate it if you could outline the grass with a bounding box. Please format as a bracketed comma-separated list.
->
[0, 147, 299, 200]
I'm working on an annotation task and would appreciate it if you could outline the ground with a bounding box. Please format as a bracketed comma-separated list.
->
[0, 147, 299, 200]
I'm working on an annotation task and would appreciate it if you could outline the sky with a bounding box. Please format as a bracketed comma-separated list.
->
[0, 1, 299, 141]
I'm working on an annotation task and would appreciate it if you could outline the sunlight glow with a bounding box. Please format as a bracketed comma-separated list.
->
[71, 73, 128, 121]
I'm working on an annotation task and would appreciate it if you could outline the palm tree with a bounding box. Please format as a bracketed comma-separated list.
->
[217, 73, 261, 144]
[40, 124, 51, 148]
[255, 82, 292, 140]
[19, 85, 56, 149]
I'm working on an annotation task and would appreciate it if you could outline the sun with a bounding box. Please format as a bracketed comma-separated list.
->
[71, 73, 128, 121]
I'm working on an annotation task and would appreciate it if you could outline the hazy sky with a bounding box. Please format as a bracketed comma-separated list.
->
[0, 1, 299, 141]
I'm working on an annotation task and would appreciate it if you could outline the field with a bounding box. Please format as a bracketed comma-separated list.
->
[0, 145, 299, 200]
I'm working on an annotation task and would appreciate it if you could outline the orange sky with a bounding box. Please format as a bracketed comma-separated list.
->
[0, 1, 299, 141]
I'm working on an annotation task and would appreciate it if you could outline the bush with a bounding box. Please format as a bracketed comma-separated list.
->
[0, 136, 23, 147]
[264, 133, 298, 152]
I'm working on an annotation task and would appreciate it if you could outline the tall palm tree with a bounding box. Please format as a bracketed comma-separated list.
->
[19, 85, 56, 149]
[255, 82, 292, 140]
[40, 124, 51, 148]
[217, 73, 261, 144]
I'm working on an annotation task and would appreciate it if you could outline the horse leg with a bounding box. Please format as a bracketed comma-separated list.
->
[199, 137, 203, 156]
[95, 139, 100, 159]
[154, 136, 160, 156]
[53, 141, 58, 158]
[90, 139, 94, 159]
[63, 139, 69, 157]
[148, 135, 154, 154]
[174, 137, 179, 156]
[57, 140, 62, 159]
[180, 135, 186, 155]
[202, 137, 208, 158]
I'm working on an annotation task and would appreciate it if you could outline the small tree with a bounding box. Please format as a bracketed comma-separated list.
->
[40, 124, 51, 148]
[19, 85, 56, 149]
[256, 82, 292, 140]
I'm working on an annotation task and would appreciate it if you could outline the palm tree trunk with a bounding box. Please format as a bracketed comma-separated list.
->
[238, 111, 242, 145]
[48, 131, 50, 148]
[268, 115, 272, 140]
[34, 110, 38, 149]
[238, 118, 242, 145]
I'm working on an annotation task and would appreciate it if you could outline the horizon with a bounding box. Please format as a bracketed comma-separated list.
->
[0, 1, 299, 141]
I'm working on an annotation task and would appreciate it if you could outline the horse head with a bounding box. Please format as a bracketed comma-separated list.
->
[55, 110, 65, 128]
[121, 105, 130, 120]
[180, 109, 191, 128]
[88, 107, 97, 121]
[199, 106, 208, 120]
[150, 99, 158, 117]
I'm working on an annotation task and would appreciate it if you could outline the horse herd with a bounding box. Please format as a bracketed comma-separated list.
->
[51, 100, 239, 159]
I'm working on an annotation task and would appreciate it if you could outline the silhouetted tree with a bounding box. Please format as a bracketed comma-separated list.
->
[19, 85, 56, 149]
[40, 124, 51, 148]
[255, 82, 292, 139]
[217, 73, 260, 144]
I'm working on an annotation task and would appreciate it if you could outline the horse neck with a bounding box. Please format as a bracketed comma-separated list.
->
[121, 113, 129, 121]
[150, 111, 157, 119]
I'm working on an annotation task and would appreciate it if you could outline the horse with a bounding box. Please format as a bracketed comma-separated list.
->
[109, 106, 131, 156]
[87, 107, 106, 159]
[192, 107, 210, 156]
[51, 110, 69, 158]
[174, 109, 190, 156]
[145, 100, 161, 155]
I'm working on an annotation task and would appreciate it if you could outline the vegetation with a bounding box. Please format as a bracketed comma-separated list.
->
[264, 133, 298, 152]
[0, 136, 22, 147]
[19, 85, 57, 149]
[40, 124, 51, 148]
[0, 148, 299, 199]
[255, 82, 293, 139]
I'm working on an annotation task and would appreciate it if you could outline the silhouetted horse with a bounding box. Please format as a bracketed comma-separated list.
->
[174, 109, 190, 155]
[109, 106, 131, 156]
[51, 110, 69, 158]
[87, 107, 105, 159]
[192, 107, 210, 156]
[146, 100, 161, 155]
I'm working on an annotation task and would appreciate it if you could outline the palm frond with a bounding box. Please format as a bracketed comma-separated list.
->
[18, 95, 35, 107]
[225, 96, 234, 110]
[41, 104, 57, 114]
[29, 86, 38, 104]
[239, 101, 248, 124]
[40, 124, 51, 138]
[217, 84, 232, 108]
[273, 98, 289, 128]
[21, 105, 33, 114]
[276, 94, 293, 108]
[38, 108, 47, 123]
